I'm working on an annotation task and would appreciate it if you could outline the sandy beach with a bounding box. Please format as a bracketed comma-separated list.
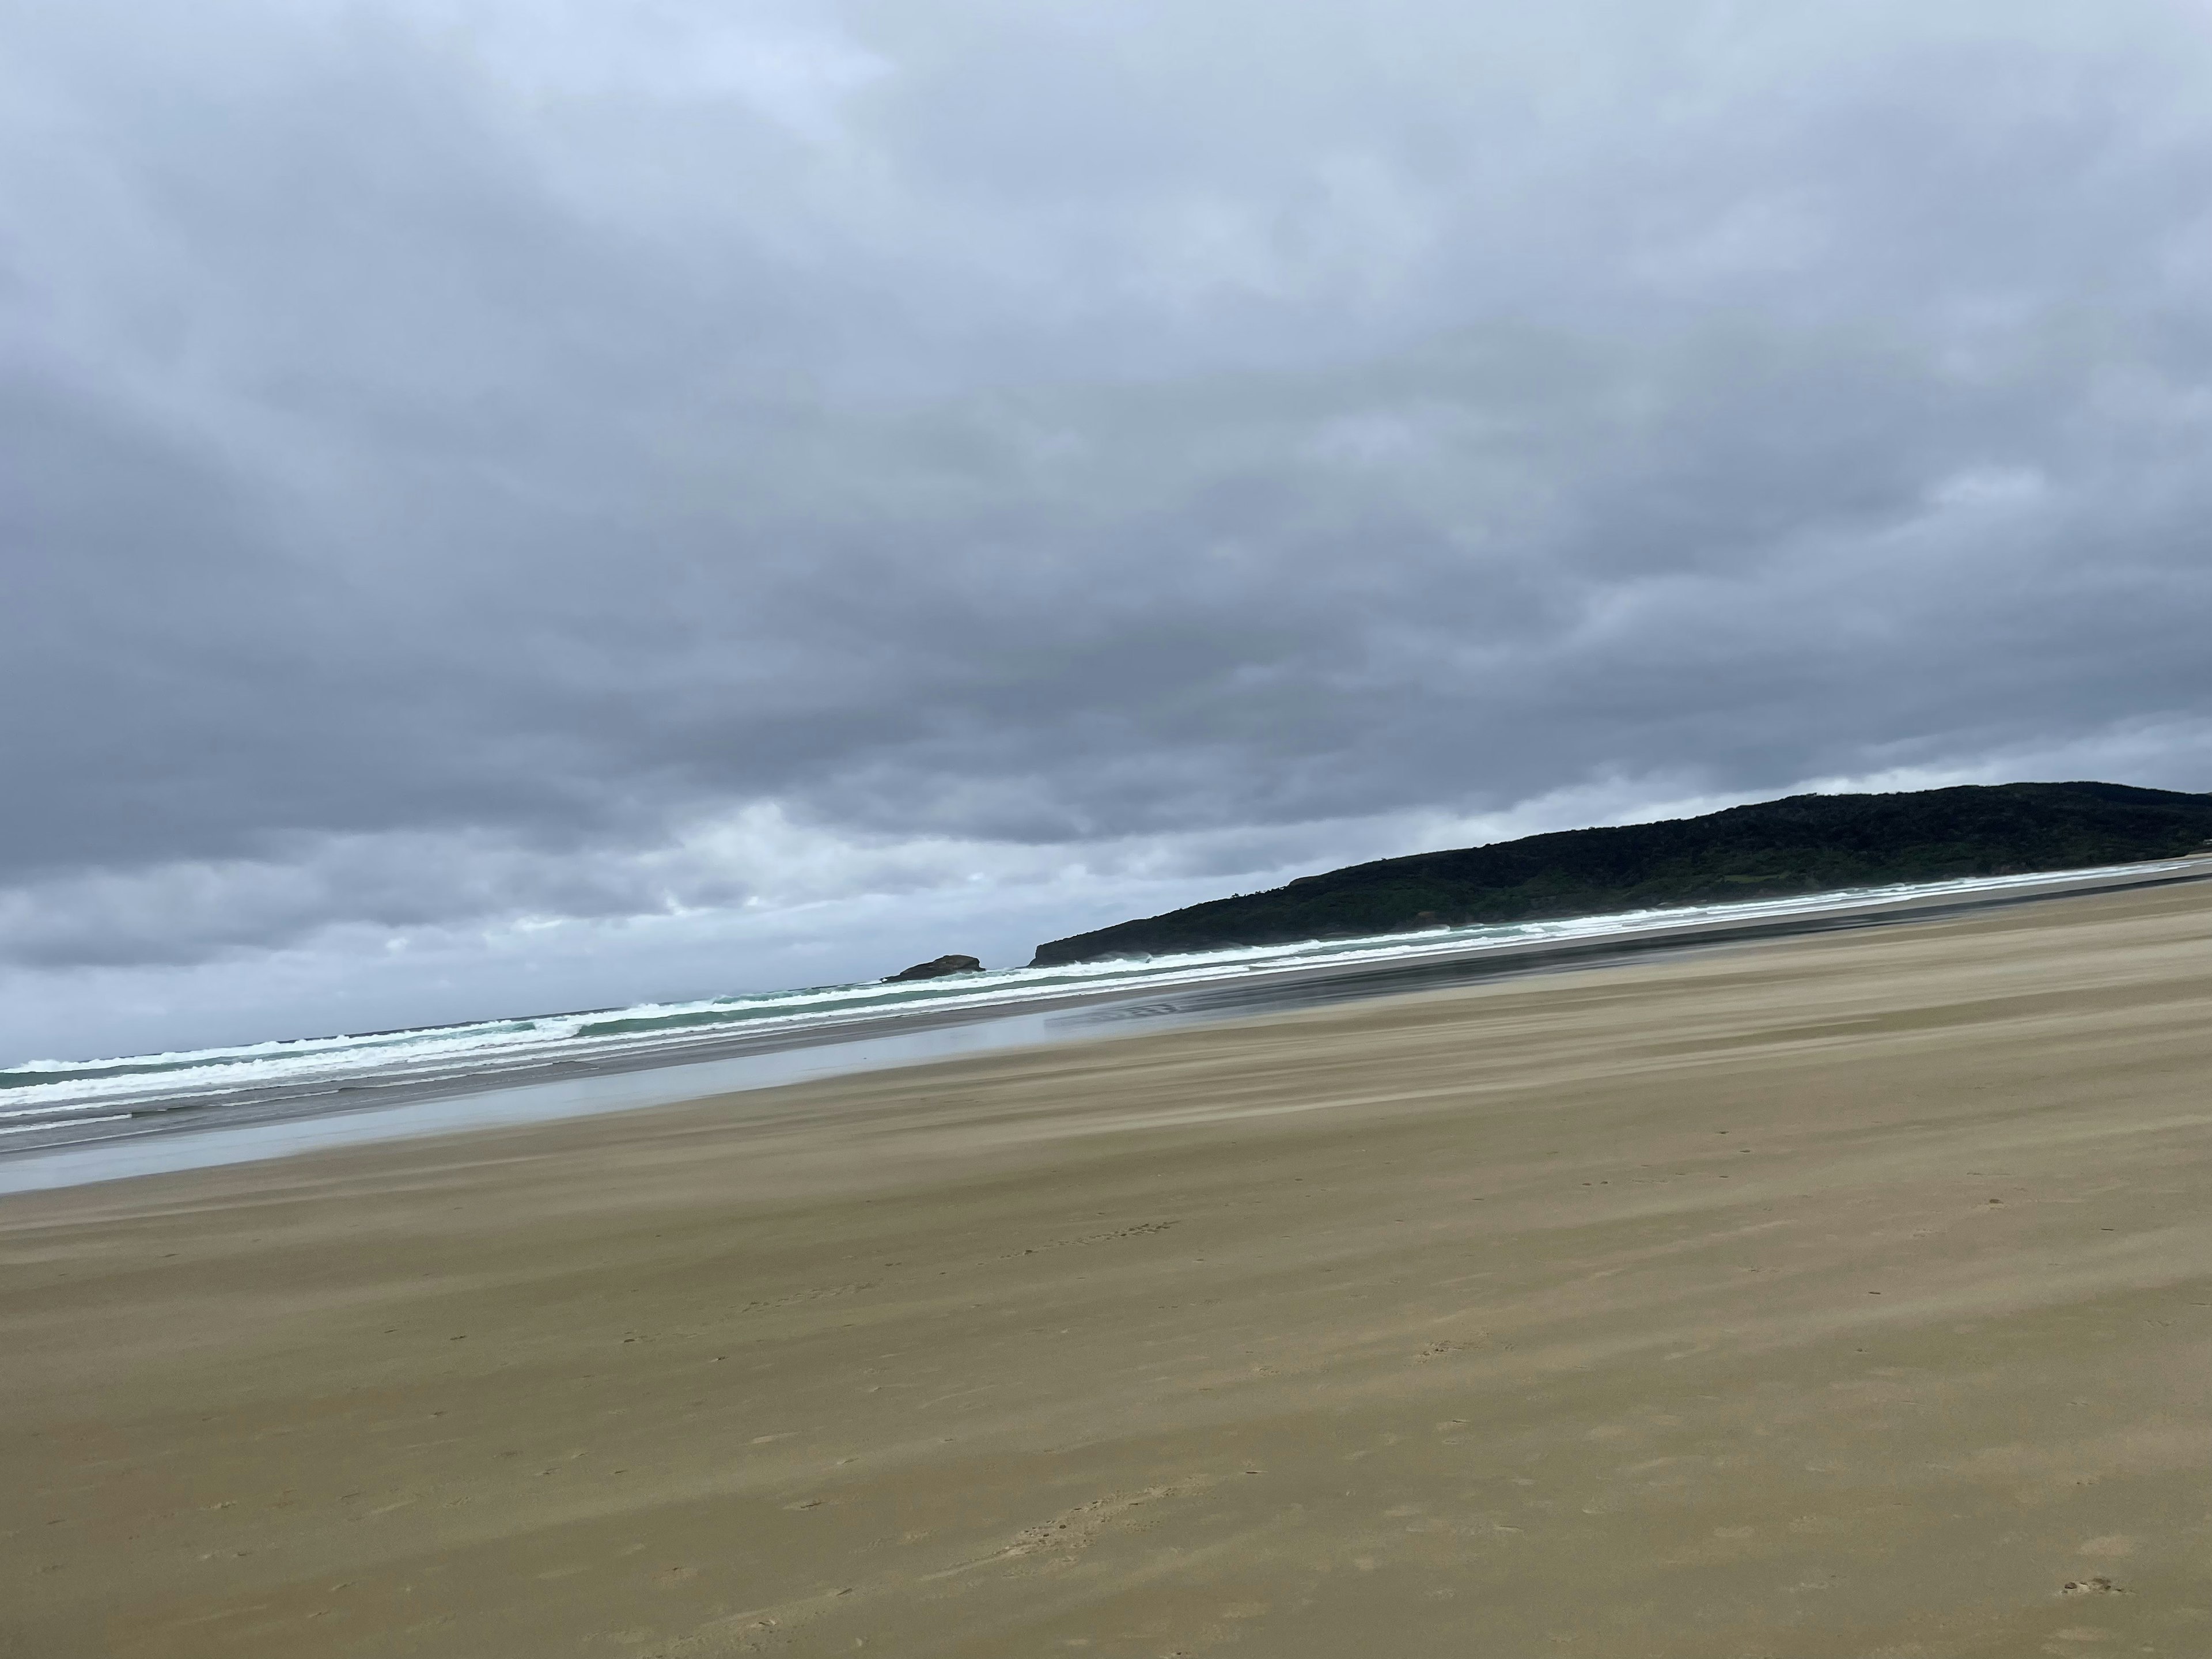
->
[6, 878, 2212, 1658]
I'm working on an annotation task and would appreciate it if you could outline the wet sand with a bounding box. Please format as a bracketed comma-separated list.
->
[6, 880, 2212, 1657]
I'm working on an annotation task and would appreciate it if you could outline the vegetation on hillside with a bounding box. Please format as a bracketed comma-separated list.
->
[1029, 782, 2212, 966]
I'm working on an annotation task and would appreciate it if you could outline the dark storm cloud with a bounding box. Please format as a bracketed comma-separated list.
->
[5, 0, 2211, 994]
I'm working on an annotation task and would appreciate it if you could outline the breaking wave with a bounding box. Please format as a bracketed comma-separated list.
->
[1, 861, 2187, 1151]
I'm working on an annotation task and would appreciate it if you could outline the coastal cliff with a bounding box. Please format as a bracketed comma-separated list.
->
[1029, 781, 2212, 966]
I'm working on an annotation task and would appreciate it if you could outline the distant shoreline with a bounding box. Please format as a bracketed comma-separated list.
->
[1030, 780, 2212, 964]
[5, 856, 2207, 1195]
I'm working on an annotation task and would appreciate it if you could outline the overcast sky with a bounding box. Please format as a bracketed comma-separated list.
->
[6, 0, 2211, 1060]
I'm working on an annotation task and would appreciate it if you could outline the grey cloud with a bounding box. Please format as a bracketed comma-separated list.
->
[5, 0, 2211, 1037]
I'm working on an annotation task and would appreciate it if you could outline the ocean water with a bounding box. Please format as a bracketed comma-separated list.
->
[1, 860, 2196, 1177]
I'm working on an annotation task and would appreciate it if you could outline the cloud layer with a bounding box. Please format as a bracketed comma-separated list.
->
[6, 0, 2211, 1056]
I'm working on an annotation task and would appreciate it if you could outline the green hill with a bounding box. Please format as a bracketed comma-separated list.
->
[1028, 782, 2212, 967]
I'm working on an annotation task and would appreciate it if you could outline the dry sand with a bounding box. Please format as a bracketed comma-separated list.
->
[6, 880, 2212, 1658]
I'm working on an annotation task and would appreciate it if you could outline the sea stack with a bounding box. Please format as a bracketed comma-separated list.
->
[882, 954, 983, 983]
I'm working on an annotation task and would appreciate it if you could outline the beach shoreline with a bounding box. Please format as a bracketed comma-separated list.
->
[6, 877, 2212, 1657]
[9, 855, 2209, 1195]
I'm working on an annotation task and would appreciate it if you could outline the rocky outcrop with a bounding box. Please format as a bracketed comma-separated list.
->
[882, 954, 983, 983]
